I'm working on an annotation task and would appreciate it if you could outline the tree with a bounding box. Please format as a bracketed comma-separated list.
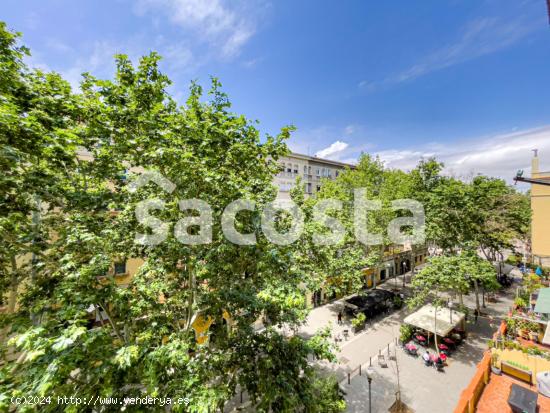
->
[0, 23, 81, 316]
[458, 249, 500, 313]
[1, 27, 343, 412]
[309, 154, 420, 295]
[408, 249, 498, 351]
[412, 162, 530, 258]
[468, 176, 530, 263]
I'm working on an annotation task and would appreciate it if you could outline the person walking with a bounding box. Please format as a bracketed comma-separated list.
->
[337, 311, 343, 325]
[473, 308, 479, 324]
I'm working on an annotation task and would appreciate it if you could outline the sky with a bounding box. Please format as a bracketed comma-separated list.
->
[3, 0, 550, 182]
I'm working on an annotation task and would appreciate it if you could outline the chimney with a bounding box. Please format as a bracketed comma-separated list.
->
[532, 149, 539, 176]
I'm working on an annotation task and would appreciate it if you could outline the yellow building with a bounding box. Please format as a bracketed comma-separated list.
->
[531, 152, 550, 266]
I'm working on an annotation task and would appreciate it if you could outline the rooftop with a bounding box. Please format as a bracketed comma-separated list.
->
[476, 372, 550, 413]
[286, 152, 356, 168]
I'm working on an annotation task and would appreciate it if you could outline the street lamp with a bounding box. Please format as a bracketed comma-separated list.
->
[366, 366, 374, 413]
[448, 301, 454, 324]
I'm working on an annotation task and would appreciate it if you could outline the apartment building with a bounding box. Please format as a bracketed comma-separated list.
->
[531, 152, 550, 266]
[274, 152, 354, 199]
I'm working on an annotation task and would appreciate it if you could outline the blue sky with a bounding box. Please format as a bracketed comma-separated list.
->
[3, 0, 550, 180]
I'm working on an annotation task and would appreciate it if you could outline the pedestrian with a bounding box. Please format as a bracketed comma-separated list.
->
[337, 311, 343, 325]
[474, 308, 479, 324]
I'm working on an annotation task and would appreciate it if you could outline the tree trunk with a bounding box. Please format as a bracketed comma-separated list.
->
[30, 195, 41, 324]
[185, 262, 196, 330]
[458, 293, 466, 330]
[474, 279, 481, 313]
[434, 309, 439, 355]
[7, 255, 18, 313]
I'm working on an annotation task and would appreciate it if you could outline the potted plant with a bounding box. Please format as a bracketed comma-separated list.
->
[514, 296, 527, 310]
[529, 322, 539, 343]
[399, 324, 414, 344]
[351, 313, 366, 333]
[505, 318, 516, 338]
[393, 295, 403, 309]
[491, 352, 501, 375]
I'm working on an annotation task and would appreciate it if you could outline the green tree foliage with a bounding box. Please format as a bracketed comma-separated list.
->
[469, 176, 531, 260]
[409, 249, 498, 315]
[0, 24, 343, 412]
[305, 154, 417, 295]
[0, 22, 81, 313]
[409, 159, 530, 254]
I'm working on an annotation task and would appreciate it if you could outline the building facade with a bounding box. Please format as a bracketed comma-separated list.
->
[531, 152, 550, 266]
[274, 152, 354, 199]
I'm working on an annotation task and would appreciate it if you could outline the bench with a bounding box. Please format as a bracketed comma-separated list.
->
[501, 361, 532, 384]
[378, 354, 388, 367]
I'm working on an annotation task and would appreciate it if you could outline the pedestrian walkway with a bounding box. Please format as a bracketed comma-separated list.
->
[297, 266, 519, 412]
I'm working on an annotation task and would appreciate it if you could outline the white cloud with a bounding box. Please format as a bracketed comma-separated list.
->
[344, 125, 356, 135]
[288, 125, 373, 161]
[33, 35, 197, 91]
[135, 0, 258, 58]
[162, 43, 195, 70]
[362, 14, 540, 91]
[374, 126, 550, 183]
[316, 141, 349, 159]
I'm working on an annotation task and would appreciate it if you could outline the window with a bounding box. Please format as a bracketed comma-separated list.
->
[114, 261, 126, 275]
[303, 165, 307, 174]
[286, 163, 292, 173]
[306, 183, 312, 193]
[308, 166, 312, 174]
[327, 169, 332, 178]
[316, 185, 321, 192]
[335, 170, 339, 177]
[316, 168, 320, 177]
[293, 164, 299, 174]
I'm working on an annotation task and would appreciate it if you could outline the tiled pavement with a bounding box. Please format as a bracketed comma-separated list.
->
[476, 373, 550, 413]
[332, 271, 517, 412]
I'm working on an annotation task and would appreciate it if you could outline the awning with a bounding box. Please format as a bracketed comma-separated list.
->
[543, 323, 550, 346]
[536, 371, 550, 398]
[534, 288, 550, 314]
[404, 304, 465, 337]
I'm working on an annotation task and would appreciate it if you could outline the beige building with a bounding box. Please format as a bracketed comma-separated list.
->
[531, 152, 550, 266]
[274, 152, 354, 199]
